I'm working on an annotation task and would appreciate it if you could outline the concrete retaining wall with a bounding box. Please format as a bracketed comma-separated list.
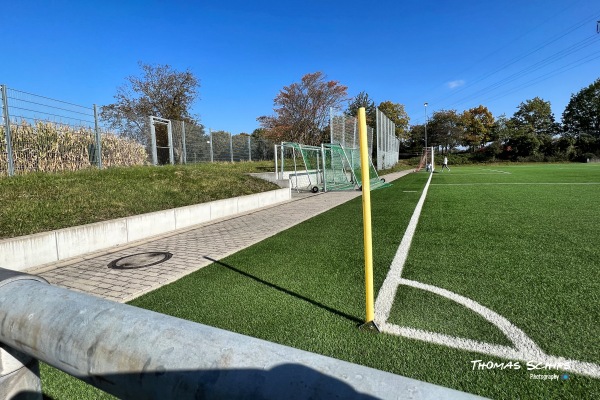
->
[0, 188, 291, 272]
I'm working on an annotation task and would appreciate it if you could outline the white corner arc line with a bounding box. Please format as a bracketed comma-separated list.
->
[399, 278, 543, 357]
[374, 171, 600, 379]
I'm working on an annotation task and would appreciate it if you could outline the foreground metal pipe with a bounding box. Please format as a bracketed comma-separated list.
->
[0, 270, 47, 399]
[0, 344, 41, 400]
[0, 269, 483, 399]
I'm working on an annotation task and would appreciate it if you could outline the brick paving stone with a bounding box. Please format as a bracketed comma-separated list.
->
[36, 171, 411, 302]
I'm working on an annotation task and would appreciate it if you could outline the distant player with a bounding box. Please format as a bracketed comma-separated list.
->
[442, 156, 450, 172]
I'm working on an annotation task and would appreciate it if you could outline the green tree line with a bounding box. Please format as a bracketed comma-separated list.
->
[404, 79, 600, 162]
[101, 64, 599, 162]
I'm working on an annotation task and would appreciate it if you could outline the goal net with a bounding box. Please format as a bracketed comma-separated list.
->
[415, 147, 434, 172]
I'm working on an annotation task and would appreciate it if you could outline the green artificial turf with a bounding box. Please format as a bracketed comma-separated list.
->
[39, 164, 600, 399]
[40, 363, 116, 400]
[402, 164, 600, 364]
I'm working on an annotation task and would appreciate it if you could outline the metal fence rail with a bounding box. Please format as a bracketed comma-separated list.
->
[148, 119, 275, 165]
[0, 85, 103, 176]
[1, 85, 277, 177]
[0, 85, 148, 177]
[0, 268, 481, 400]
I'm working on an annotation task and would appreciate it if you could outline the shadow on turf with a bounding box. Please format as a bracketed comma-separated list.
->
[30, 363, 381, 399]
[204, 256, 363, 324]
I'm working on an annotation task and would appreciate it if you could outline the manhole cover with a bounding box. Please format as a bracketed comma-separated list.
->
[108, 252, 173, 269]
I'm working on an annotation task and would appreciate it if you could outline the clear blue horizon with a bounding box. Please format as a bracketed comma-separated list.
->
[3, 0, 599, 134]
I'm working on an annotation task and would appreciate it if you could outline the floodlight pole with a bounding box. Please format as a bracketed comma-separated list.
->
[424, 102, 428, 166]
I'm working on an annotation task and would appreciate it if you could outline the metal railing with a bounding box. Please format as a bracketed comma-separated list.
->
[150, 121, 274, 165]
[0, 268, 481, 400]
[0, 85, 147, 177]
[0, 85, 277, 177]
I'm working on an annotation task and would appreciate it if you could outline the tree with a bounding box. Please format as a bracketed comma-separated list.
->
[406, 124, 426, 152]
[428, 109, 462, 154]
[101, 62, 200, 146]
[512, 97, 558, 136]
[250, 128, 274, 160]
[258, 72, 348, 146]
[510, 97, 559, 156]
[346, 91, 376, 129]
[490, 114, 512, 159]
[562, 78, 600, 155]
[377, 101, 410, 140]
[460, 105, 494, 150]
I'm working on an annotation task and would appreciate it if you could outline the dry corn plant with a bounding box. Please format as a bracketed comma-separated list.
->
[0, 121, 148, 176]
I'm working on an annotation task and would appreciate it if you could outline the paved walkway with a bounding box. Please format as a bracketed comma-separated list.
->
[34, 170, 412, 302]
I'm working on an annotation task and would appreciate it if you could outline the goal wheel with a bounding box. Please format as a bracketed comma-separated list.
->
[380, 178, 386, 183]
[311, 186, 319, 193]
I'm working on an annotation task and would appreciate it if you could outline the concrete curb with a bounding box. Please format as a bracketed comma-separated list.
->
[0, 187, 291, 272]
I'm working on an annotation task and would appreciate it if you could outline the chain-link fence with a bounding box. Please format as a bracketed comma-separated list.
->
[0, 85, 146, 177]
[376, 108, 400, 170]
[329, 108, 400, 171]
[148, 118, 274, 165]
[329, 110, 373, 155]
[1, 85, 277, 177]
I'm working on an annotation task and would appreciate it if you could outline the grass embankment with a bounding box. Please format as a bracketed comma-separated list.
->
[0, 161, 278, 239]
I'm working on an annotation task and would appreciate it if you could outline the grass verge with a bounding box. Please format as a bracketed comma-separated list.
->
[0, 161, 278, 239]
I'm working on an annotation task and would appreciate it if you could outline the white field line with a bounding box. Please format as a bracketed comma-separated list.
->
[441, 173, 510, 175]
[374, 172, 433, 321]
[480, 168, 511, 174]
[374, 172, 600, 379]
[432, 182, 600, 186]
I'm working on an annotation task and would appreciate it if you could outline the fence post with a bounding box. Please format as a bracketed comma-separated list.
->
[167, 120, 175, 165]
[248, 136, 251, 161]
[209, 128, 214, 162]
[181, 121, 187, 164]
[274, 144, 278, 179]
[1, 85, 15, 177]
[229, 132, 234, 162]
[280, 143, 284, 178]
[150, 117, 158, 166]
[93, 104, 103, 170]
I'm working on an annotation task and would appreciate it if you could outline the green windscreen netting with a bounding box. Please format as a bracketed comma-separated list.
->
[279, 142, 389, 192]
[323, 144, 389, 191]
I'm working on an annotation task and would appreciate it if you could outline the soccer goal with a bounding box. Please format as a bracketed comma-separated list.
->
[322, 144, 388, 191]
[274, 142, 388, 192]
[275, 142, 323, 193]
[415, 147, 435, 172]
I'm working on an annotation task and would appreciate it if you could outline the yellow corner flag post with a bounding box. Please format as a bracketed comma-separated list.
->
[357, 107, 378, 332]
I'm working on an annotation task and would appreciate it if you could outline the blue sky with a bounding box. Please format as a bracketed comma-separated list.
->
[3, 0, 599, 133]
